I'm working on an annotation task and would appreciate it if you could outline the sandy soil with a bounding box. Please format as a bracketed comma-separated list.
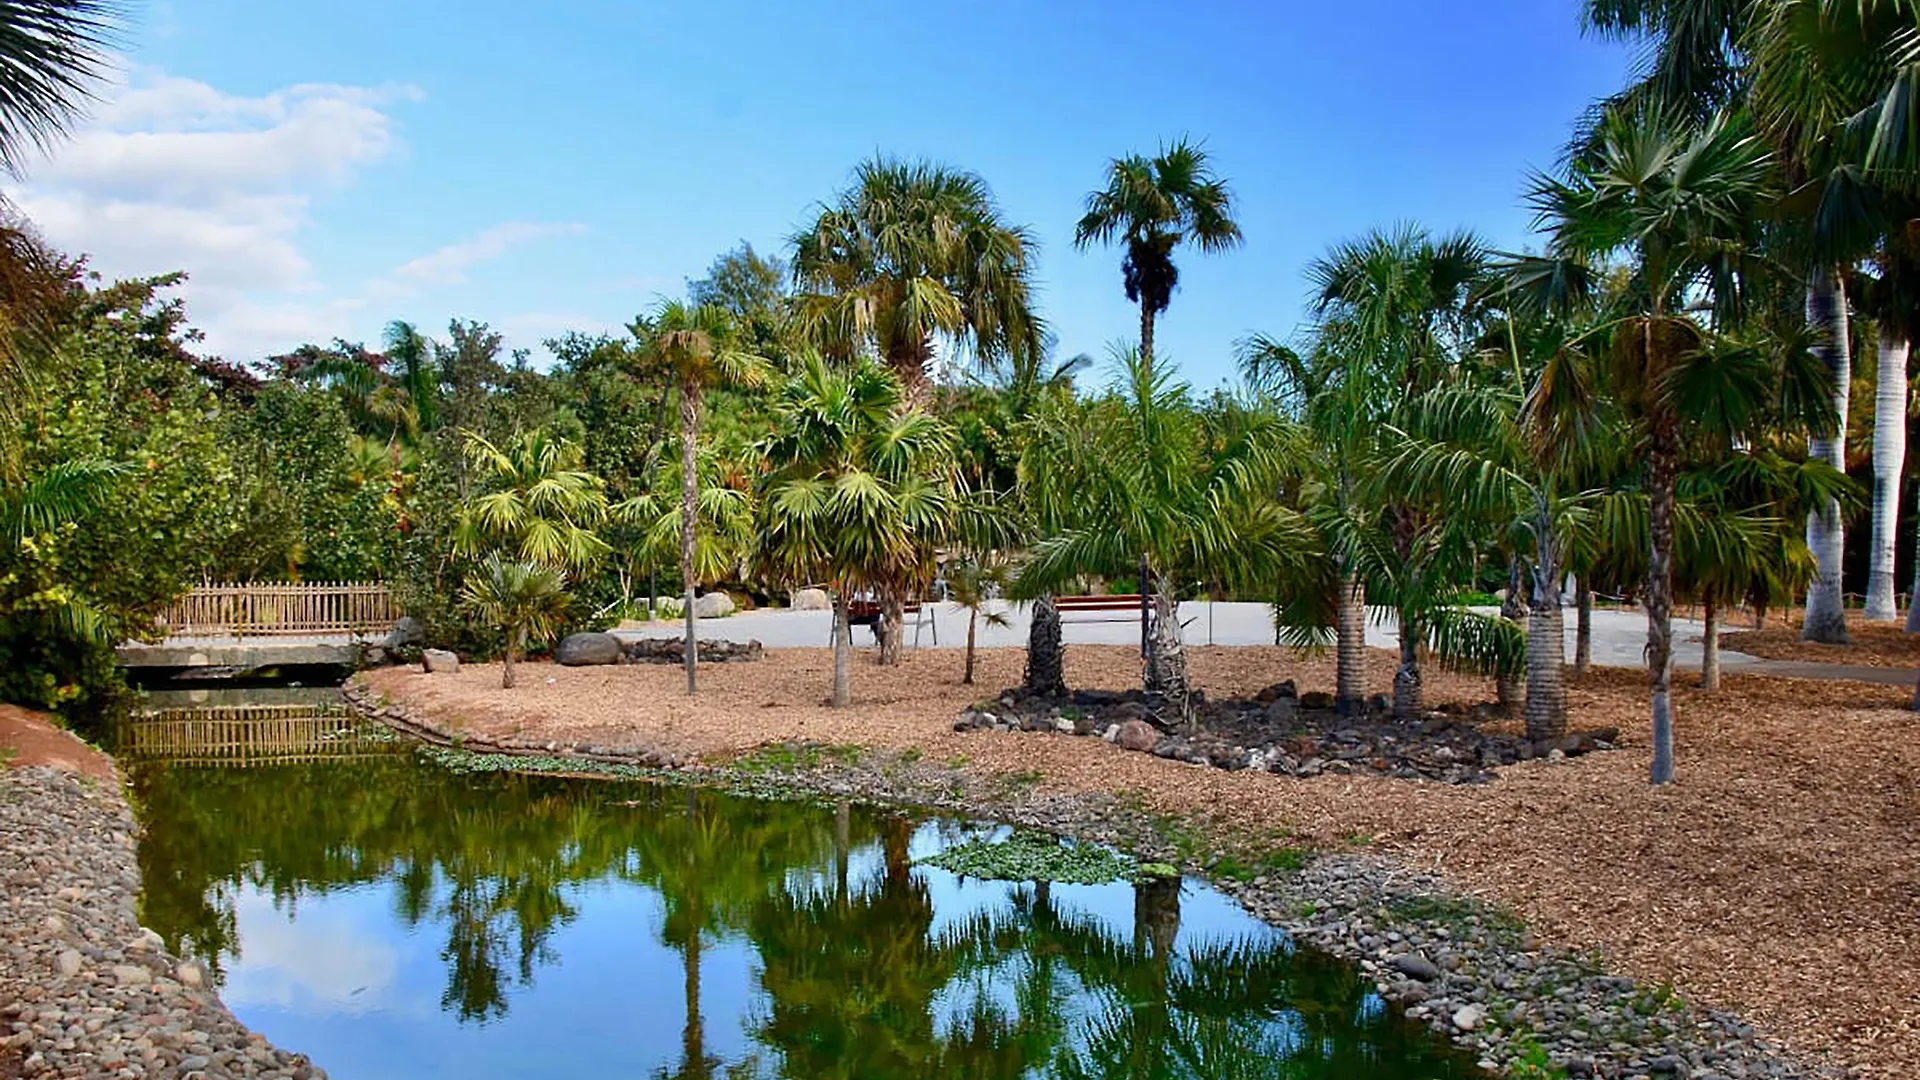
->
[365, 645, 1919, 1079]
[1723, 612, 1920, 668]
[0, 704, 116, 783]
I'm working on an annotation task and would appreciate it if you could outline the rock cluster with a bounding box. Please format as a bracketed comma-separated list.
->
[953, 682, 1617, 784]
[623, 638, 764, 665]
[1, 766, 327, 1079]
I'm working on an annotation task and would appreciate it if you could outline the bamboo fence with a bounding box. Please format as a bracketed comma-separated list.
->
[158, 581, 398, 638]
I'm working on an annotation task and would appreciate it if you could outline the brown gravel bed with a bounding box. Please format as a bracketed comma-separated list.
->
[362, 645, 1920, 1079]
[1722, 613, 1920, 667]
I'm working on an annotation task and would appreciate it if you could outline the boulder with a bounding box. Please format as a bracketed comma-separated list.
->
[385, 615, 425, 650]
[1389, 954, 1441, 982]
[556, 631, 622, 666]
[1451, 1003, 1484, 1031]
[422, 648, 460, 674]
[1114, 719, 1158, 752]
[694, 591, 736, 619]
[791, 587, 830, 611]
[1263, 698, 1298, 725]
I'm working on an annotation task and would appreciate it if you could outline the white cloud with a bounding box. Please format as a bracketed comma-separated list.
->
[4, 66, 421, 359]
[381, 221, 586, 292]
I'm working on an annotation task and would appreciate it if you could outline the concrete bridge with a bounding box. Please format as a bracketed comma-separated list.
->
[117, 582, 396, 673]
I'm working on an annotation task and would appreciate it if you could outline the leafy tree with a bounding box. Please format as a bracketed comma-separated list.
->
[791, 158, 1042, 394]
[628, 300, 770, 693]
[1075, 139, 1242, 375]
[460, 554, 571, 688]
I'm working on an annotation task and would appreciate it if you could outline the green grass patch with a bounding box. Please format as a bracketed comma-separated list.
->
[1208, 847, 1310, 882]
[1389, 893, 1526, 943]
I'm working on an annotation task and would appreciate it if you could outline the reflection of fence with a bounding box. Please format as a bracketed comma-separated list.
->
[159, 582, 398, 638]
[119, 704, 395, 766]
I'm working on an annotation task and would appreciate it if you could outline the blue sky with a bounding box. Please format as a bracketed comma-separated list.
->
[9, 1, 1637, 388]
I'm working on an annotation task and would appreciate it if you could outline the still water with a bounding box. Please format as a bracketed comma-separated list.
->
[125, 741, 1481, 1079]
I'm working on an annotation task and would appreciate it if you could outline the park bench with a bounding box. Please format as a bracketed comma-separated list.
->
[1054, 594, 1145, 623]
[839, 597, 937, 647]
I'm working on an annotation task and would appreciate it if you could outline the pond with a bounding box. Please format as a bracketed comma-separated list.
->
[124, 730, 1484, 1079]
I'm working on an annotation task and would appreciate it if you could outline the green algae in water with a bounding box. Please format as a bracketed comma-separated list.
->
[916, 828, 1141, 884]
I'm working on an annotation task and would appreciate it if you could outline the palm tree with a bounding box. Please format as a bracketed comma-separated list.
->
[1527, 104, 1776, 783]
[944, 552, 1011, 685]
[631, 300, 769, 694]
[454, 430, 611, 573]
[1074, 139, 1242, 375]
[460, 555, 571, 688]
[756, 354, 966, 705]
[1018, 348, 1313, 727]
[790, 158, 1042, 396]
[0, 1, 120, 176]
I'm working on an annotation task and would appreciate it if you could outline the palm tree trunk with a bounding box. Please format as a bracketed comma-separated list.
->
[1024, 593, 1066, 697]
[1648, 413, 1679, 786]
[1335, 569, 1366, 716]
[963, 607, 978, 684]
[1496, 557, 1525, 714]
[1575, 581, 1593, 675]
[1139, 303, 1155, 378]
[681, 378, 701, 694]
[1867, 334, 1909, 621]
[1525, 554, 1567, 743]
[1392, 607, 1421, 722]
[830, 590, 852, 708]
[1803, 269, 1853, 644]
[878, 590, 904, 666]
[1143, 578, 1191, 728]
[502, 624, 523, 689]
[1700, 595, 1721, 691]
[681, 930, 707, 1080]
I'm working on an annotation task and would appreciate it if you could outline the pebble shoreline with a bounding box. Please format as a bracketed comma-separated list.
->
[0, 766, 327, 1080]
[348, 680, 1845, 1080]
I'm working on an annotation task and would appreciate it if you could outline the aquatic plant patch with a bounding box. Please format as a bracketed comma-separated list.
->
[916, 828, 1143, 885]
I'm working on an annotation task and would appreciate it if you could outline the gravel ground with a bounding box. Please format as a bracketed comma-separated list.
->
[362, 643, 1920, 1079]
[0, 764, 327, 1080]
[1721, 614, 1920, 668]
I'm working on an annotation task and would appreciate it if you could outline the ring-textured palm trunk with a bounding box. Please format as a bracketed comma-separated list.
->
[1525, 513, 1567, 742]
[1335, 570, 1366, 716]
[1700, 597, 1722, 691]
[1392, 610, 1422, 723]
[1575, 582, 1593, 675]
[878, 589, 905, 666]
[1868, 334, 1910, 622]
[1025, 594, 1066, 697]
[1802, 270, 1852, 644]
[680, 377, 701, 695]
[1647, 409, 1680, 786]
[1143, 581, 1191, 729]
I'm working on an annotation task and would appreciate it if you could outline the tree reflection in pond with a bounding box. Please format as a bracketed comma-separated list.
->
[127, 752, 1481, 1079]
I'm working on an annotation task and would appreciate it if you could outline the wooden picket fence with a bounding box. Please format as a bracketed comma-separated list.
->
[118, 703, 395, 766]
[158, 581, 398, 638]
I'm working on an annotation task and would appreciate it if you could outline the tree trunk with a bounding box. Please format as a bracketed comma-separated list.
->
[1803, 269, 1853, 644]
[1867, 334, 1909, 621]
[1131, 874, 1180, 960]
[1392, 608, 1421, 722]
[1525, 556, 1567, 743]
[830, 591, 851, 707]
[1143, 578, 1191, 728]
[1024, 594, 1066, 697]
[502, 624, 523, 690]
[1335, 569, 1367, 716]
[963, 607, 978, 684]
[1700, 595, 1721, 691]
[1575, 581, 1593, 675]
[1647, 412, 1679, 786]
[681, 378, 701, 695]
[878, 590, 904, 666]
[1496, 557, 1525, 714]
[1139, 303, 1156, 378]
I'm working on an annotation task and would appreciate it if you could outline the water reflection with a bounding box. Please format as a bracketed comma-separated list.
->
[127, 753, 1480, 1080]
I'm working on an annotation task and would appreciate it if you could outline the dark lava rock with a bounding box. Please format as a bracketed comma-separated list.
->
[1389, 954, 1442, 982]
[1254, 679, 1297, 702]
[1299, 690, 1335, 709]
[556, 631, 622, 666]
[1648, 1055, 1689, 1077]
[625, 638, 764, 664]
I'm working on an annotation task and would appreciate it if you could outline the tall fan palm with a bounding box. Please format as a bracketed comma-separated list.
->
[630, 299, 769, 694]
[790, 158, 1041, 395]
[756, 354, 968, 705]
[0, 1, 121, 176]
[460, 555, 572, 689]
[1527, 104, 1776, 783]
[1074, 139, 1242, 376]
